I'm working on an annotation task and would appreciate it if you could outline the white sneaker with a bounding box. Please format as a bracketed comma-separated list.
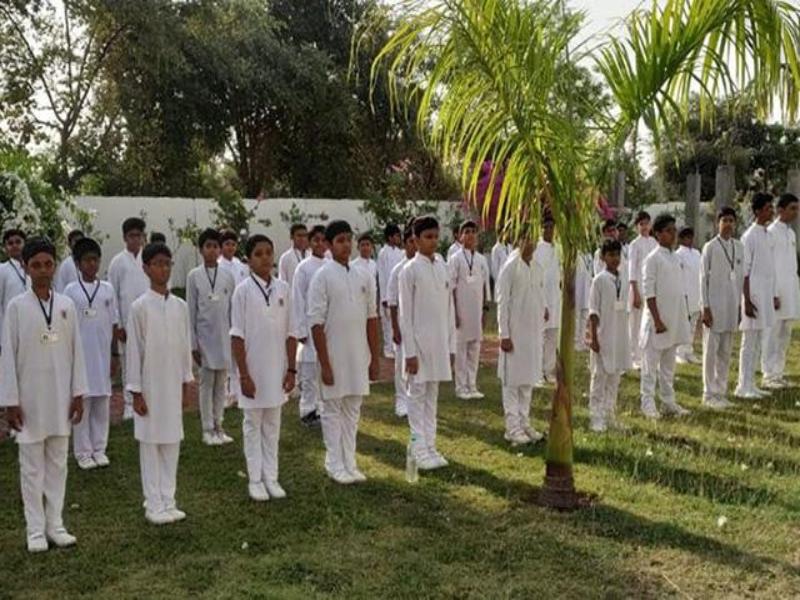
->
[46, 528, 77, 547]
[416, 455, 439, 471]
[734, 387, 760, 399]
[217, 430, 234, 444]
[687, 355, 702, 365]
[753, 387, 771, 398]
[166, 508, 186, 522]
[468, 390, 485, 399]
[394, 400, 408, 418]
[456, 391, 472, 400]
[264, 480, 287, 498]
[761, 379, 786, 390]
[248, 482, 269, 501]
[93, 453, 110, 467]
[522, 426, 544, 442]
[203, 432, 222, 446]
[27, 533, 48, 553]
[703, 396, 731, 410]
[347, 469, 368, 483]
[504, 431, 530, 446]
[662, 402, 690, 416]
[77, 456, 97, 470]
[429, 451, 448, 468]
[145, 510, 174, 525]
[675, 355, 689, 365]
[122, 404, 134, 421]
[641, 404, 661, 420]
[329, 470, 356, 485]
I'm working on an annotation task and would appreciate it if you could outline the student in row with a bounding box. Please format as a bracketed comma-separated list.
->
[0, 229, 30, 347]
[676, 227, 702, 365]
[387, 222, 417, 418]
[278, 223, 309, 287]
[628, 211, 657, 370]
[351, 233, 378, 281]
[377, 224, 404, 359]
[534, 215, 559, 385]
[54, 229, 84, 292]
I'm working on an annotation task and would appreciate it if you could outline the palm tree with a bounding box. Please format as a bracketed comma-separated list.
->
[362, 0, 800, 508]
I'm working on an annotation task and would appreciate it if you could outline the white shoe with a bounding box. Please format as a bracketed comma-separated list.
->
[675, 355, 689, 365]
[504, 431, 530, 446]
[394, 401, 408, 418]
[753, 387, 771, 398]
[145, 510, 174, 525]
[27, 533, 48, 553]
[761, 379, 786, 390]
[456, 391, 472, 400]
[468, 390, 485, 399]
[166, 507, 186, 522]
[687, 355, 702, 365]
[589, 420, 607, 433]
[329, 470, 356, 485]
[203, 432, 222, 446]
[347, 469, 368, 483]
[93, 453, 110, 467]
[522, 426, 544, 442]
[264, 480, 287, 498]
[641, 405, 661, 420]
[248, 482, 270, 501]
[662, 402, 690, 417]
[217, 430, 234, 444]
[122, 404, 134, 421]
[416, 455, 439, 471]
[632, 361, 641, 371]
[703, 396, 732, 410]
[428, 451, 448, 468]
[384, 351, 395, 360]
[45, 528, 77, 547]
[77, 456, 97, 470]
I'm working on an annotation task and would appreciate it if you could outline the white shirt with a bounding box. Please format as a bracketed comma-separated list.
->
[125, 290, 194, 444]
[446, 241, 462, 261]
[495, 250, 546, 386]
[676, 245, 702, 313]
[230, 274, 292, 409]
[387, 256, 410, 309]
[490, 242, 513, 280]
[291, 254, 327, 363]
[628, 235, 658, 284]
[218, 255, 249, 288]
[63, 278, 118, 397]
[377, 245, 405, 304]
[0, 258, 30, 342]
[640, 246, 691, 349]
[575, 252, 594, 311]
[54, 257, 79, 292]
[350, 256, 378, 282]
[700, 235, 744, 333]
[0, 290, 88, 444]
[740, 223, 777, 331]
[308, 260, 378, 400]
[107, 249, 149, 330]
[589, 269, 631, 374]
[278, 247, 308, 287]
[449, 248, 490, 342]
[768, 220, 799, 320]
[186, 264, 236, 370]
[534, 240, 561, 329]
[399, 253, 456, 383]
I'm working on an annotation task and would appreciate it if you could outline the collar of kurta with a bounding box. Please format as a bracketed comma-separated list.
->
[656, 245, 672, 255]
[146, 288, 170, 300]
[126, 249, 142, 263]
[331, 260, 350, 272]
[251, 272, 272, 287]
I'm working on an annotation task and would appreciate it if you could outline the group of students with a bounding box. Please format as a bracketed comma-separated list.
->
[0, 189, 797, 553]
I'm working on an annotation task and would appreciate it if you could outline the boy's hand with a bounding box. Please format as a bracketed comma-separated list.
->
[282, 371, 296, 394]
[240, 374, 256, 399]
[655, 319, 667, 334]
[500, 338, 514, 353]
[544, 308, 549, 323]
[6, 406, 23, 431]
[590, 338, 600, 353]
[702, 307, 713, 328]
[745, 299, 757, 319]
[117, 328, 127, 344]
[192, 350, 202, 366]
[320, 362, 334, 386]
[406, 356, 419, 376]
[392, 330, 402, 345]
[774, 297, 781, 311]
[455, 313, 461, 329]
[133, 392, 148, 416]
[69, 397, 83, 424]
[632, 289, 642, 310]
[110, 355, 120, 378]
[368, 358, 379, 381]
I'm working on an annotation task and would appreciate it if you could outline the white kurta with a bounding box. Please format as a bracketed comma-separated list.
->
[307, 260, 377, 400]
[589, 270, 631, 374]
[575, 253, 593, 311]
[446, 241, 463, 262]
[186, 265, 235, 370]
[534, 240, 561, 328]
[218, 255, 249, 287]
[278, 247, 308, 286]
[54, 258, 79, 293]
[449, 248, 490, 343]
[230, 274, 292, 409]
[399, 253, 456, 383]
[593, 246, 629, 289]
[126, 290, 194, 444]
[700, 236, 745, 333]
[63, 279, 118, 397]
[0, 291, 88, 444]
[640, 246, 691, 349]
[628, 235, 658, 288]
[377, 245, 404, 304]
[496, 250, 546, 387]
[740, 223, 777, 331]
[0, 258, 30, 341]
[676, 245, 702, 313]
[291, 254, 327, 363]
[768, 220, 799, 320]
[490, 242, 513, 280]
[350, 256, 378, 282]
[107, 249, 149, 329]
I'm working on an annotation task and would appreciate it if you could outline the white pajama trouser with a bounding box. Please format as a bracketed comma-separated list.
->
[393, 342, 408, 412]
[298, 361, 320, 418]
[455, 339, 481, 395]
[320, 395, 362, 475]
[199, 367, 227, 433]
[381, 306, 394, 357]
[19, 436, 69, 537]
[677, 311, 701, 360]
[120, 341, 132, 411]
[737, 329, 767, 393]
[407, 381, 439, 458]
[702, 329, 734, 401]
[629, 307, 643, 365]
[501, 385, 533, 437]
[763, 319, 793, 382]
[589, 353, 622, 425]
[139, 442, 180, 514]
[575, 308, 589, 351]
[542, 327, 558, 380]
[73, 395, 110, 460]
[640, 343, 678, 412]
[242, 407, 281, 484]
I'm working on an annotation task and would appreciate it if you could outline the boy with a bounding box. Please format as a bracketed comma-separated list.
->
[126, 243, 194, 525]
[495, 234, 546, 445]
[639, 213, 691, 418]
[231, 234, 297, 501]
[308, 220, 380, 484]
[278, 223, 309, 286]
[291, 224, 328, 426]
[399, 216, 457, 470]
[350, 233, 378, 282]
[588, 240, 631, 431]
[763, 193, 799, 388]
[186, 228, 236, 446]
[218, 229, 249, 287]
[449, 220, 490, 399]
[736, 193, 778, 398]
[1, 237, 87, 552]
[676, 227, 702, 364]
[54, 229, 84, 292]
[387, 222, 417, 418]
[377, 224, 404, 358]
[0, 229, 29, 344]
[700, 207, 744, 408]
[574, 250, 593, 351]
[446, 223, 463, 261]
[490, 232, 513, 296]
[534, 215, 559, 385]
[63, 238, 118, 469]
[149, 232, 167, 244]
[593, 219, 618, 276]
[107, 217, 149, 420]
[617, 222, 630, 253]
[628, 211, 658, 369]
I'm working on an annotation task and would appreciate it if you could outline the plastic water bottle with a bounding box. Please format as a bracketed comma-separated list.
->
[406, 435, 419, 483]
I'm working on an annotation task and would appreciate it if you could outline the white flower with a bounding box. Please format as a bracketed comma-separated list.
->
[717, 516, 728, 528]
[766, 462, 774, 470]
[241, 542, 249, 550]
[645, 448, 654, 457]
[237, 470, 247, 479]
[740, 463, 749, 471]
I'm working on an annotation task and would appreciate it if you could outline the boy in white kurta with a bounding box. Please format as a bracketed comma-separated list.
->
[54, 230, 84, 292]
[309, 220, 380, 484]
[449, 221, 490, 399]
[490, 238, 513, 291]
[446, 224, 463, 261]
[639, 214, 691, 419]
[291, 225, 328, 426]
[278, 223, 309, 287]
[496, 240, 546, 445]
[126, 243, 194, 526]
[377, 224, 404, 358]
[187, 228, 236, 446]
[387, 224, 417, 418]
[588, 240, 631, 432]
[64, 238, 118, 470]
[574, 251, 593, 351]
[628, 211, 658, 369]
[736, 193, 778, 398]
[399, 216, 457, 470]
[218, 229, 249, 405]
[231, 234, 297, 501]
[534, 217, 560, 385]
[107, 217, 149, 421]
[763, 193, 799, 388]
[0, 229, 30, 346]
[700, 208, 744, 408]
[676, 228, 702, 364]
[1, 237, 87, 553]
[351, 233, 378, 282]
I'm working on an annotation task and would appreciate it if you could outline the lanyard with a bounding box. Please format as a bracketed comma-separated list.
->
[294, 249, 306, 263]
[37, 291, 55, 330]
[464, 250, 475, 275]
[717, 237, 735, 272]
[251, 275, 272, 307]
[614, 274, 621, 299]
[78, 279, 100, 307]
[205, 266, 218, 293]
[9, 260, 25, 286]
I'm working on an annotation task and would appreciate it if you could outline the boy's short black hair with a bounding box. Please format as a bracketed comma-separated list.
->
[122, 217, 146, 236]
[142, 242, 171, 265]
[245, 234, 273, 258]
[403, 223, 415, 242]
[777, 192, 799, 209]
[459, 220, 478, 234]
[219, 229, 239, 244]
[413, 215, 439, 238]
[357, 232, 374, 244]
[72, 237, 102, 261]
[717, 206, 737, 221]
[600, 239, 622, 256]
[617, 222, 628, 230]
[22, 236, 56, 263]
[149, 232, 166, 244]
[383, 224, 401, 239]
[652, 213, 676, 233]
[541, 212, 555, 226]
[290, 223, 307, 236]
[197, 227, 221, 249]
[678, 226, 694, 238]
[634, 210, 651, 225]
[309, 224, 326, 238]
[67, 229, 84, 245]
[751, 192, 773, 213]
[3, 228, 26, 243]
[326, 220, 353, 243]
[601, 219, 617, 232]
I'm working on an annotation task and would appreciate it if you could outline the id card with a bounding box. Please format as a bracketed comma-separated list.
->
[614, 300, 625, 311]
[83, 308, 98, 318]
[40, 330, 60, 345]
[729, 271, 736, 281]
[208, 293, 220, 302]
[466, 274, 477, 284]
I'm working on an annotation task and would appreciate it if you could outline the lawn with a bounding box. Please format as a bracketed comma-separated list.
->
[1, 331, 799, 599]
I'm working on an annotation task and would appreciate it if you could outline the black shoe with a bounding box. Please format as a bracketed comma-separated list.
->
[301, 410, 321, 428]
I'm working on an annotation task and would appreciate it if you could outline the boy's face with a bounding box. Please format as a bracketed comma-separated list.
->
[461, 227, 478, 250]
[718, 215, 736, 237]
[331, 232, 352, 262]
[679, 234, 694, 247]
[25, 251, 55, 288]
[542, 221, 554, 243]
[5, 235, 24, 259]
[755, 202, 774, 223]
[124, 229, 145, 254]
[78, 253, 101, 281]
[201, 240, 221, 264]
[358, 240, 373, 258]
[602, 226, 616, 241]
[637, 219, 651, 236]
[144, 254, 172, 287]
[248, 242, 274, 277]
[655, 223, 677, 248]
[603, 250, 621, 271]
[389, 233, 402, 247]
[293, 229, 309, 250]
[221, 239, 237, 259]
[309, 233, 326, 257]
[778, 201, 799, 224]
[417, 227, 439, 255]
[404, 236, 417, 257]
[617, 227, 628, 243]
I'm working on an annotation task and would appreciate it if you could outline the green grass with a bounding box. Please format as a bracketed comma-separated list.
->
[1, 331, 799, 599]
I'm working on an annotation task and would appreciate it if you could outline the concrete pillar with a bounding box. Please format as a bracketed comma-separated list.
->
[685, 172, 702, 236]
[612, 170, 626, 209]
[714, 164, 736, 213]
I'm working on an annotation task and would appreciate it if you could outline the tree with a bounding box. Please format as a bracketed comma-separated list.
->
[370, 0, 800, 508]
